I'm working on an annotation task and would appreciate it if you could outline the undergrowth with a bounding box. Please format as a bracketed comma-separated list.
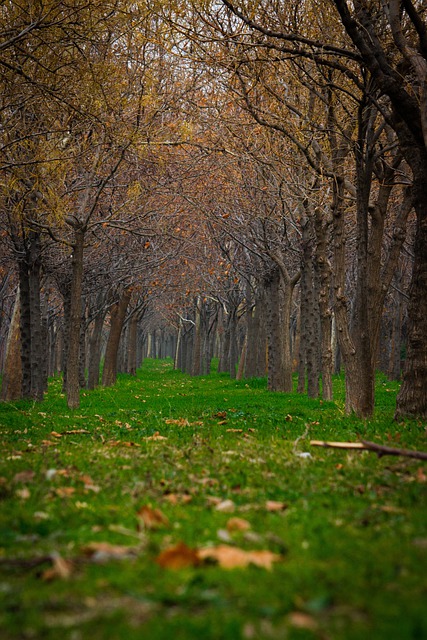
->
[0, 359, 426, 639]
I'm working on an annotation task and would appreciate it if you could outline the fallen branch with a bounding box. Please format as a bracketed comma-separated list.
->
[310, 440, 427, 461]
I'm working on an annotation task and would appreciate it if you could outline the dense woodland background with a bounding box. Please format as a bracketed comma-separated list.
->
[0, 0, 426, 419]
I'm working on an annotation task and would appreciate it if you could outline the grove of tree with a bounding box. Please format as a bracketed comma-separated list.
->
[0, 0, 426, 420]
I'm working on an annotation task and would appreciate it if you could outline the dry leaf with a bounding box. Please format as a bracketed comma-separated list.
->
[156, 542, 200, 569]
[62, 429, 90, 435]
[163, 493, 192, 505]
[215, 499, 236, 513]
[16, 487, 30, 500]
[137, 505, 170, 530]
[165, 418, 190, 427]
[198, 544, 281, 570]
[82, 542, 136, 562]
[54, 487, 76, 497]
[226, 517, 251, 532]
[146, 431, 167, 441]
[13, 470, 35, 483]
[288, 612, 318, 630]
[226, 428, 243, 433]
[42, 553, 73, 581]
[266, 500, 287, 512]
[51, 431, 62, 438]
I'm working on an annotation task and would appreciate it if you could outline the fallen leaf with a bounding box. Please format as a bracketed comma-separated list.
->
[146, 431, 167, 441]
[217, 528, 233, 543]
[198, 544, 281, 569]
[288, 612, 318, 630]
[226, 517, 251, 532]
[266, 500, 287, 512]
[54, 487, 76, 497]
[163, 492, 192, 505]
[156, 542, 200, 569]
[62, 429, 90, 435]
[164, 418, 190, 427]
[41, 553, 73, 581]
[416, 468, 426, 482]
[215, 499, 235, 513]
[16, 487, 30, 499]
[51, 431, 62, 438]
[13, 470, 35, 483]
[82, 542, 136, 562]
[137, 505, 170, 530]
[226, 428, 242, 433]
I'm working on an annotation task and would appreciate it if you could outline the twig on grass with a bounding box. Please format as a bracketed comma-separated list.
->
[310, 440, 427, 461]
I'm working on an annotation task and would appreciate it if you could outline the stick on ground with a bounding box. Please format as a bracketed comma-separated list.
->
[310, 440, 427, 461]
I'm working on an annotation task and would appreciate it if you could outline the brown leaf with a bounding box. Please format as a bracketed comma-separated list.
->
[163, 492, 192, 505]
[226, 517, 251, 532]
[15, 487, 31, 500]
[288, 612, 318, 630]
[164, 418, 190, 427]
[54, 487, 76, 497]
[156, 542, 200, 569]
[214, 499, 235, 513]
[51, 431, 62, 438]
[82, 542, 136, 562]
[62, 429, 90, 435]
[198, 544, 281, 570]
[266, 500, 287, 512]
[41, 553, 73, 581]
[137, 505, 170, 530]
[146, 431, 167, 441]
[13, 470, 35, 483]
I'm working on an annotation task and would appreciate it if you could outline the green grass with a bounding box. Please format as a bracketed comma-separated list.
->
[0, 359, 426, 639]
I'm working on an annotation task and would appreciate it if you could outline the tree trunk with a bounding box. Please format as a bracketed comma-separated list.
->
[28, 232, 44, 401]
[87, 309, 106, 389]
[102, 288, 132, 387]
[265, 265, 286, 391]
[18, 259, 32, 398]
[127, 313, 138, 376]
[192, 296, 202, 375]
[66, 228, 85, 409]
[314, 208, 333, 401]
[0, 289, 22, 401]
[395, 179, 427, 418]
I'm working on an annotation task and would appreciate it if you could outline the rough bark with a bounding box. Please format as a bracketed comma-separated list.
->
[66, 228, 85, 409]
[87, 309, 106, 389]
[264, 265, 286, 391]
[102, 288, 132, 387]
[0, 289, 22, 401]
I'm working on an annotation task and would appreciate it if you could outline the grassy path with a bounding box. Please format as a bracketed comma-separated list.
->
[0, 360, 426, 639]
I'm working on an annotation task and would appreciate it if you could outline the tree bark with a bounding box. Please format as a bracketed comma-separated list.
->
[66, 228, 85, 409]
[102, 288, 132, 387]
[0, 289, 22, 401]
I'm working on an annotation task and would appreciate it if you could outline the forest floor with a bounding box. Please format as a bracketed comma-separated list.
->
[0, 360, 426, 640]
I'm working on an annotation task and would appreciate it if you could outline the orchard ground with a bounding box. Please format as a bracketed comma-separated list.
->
[0, 359, 426, 640]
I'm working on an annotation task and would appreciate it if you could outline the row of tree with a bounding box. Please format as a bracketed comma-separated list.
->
[0, 1, 426, 419]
